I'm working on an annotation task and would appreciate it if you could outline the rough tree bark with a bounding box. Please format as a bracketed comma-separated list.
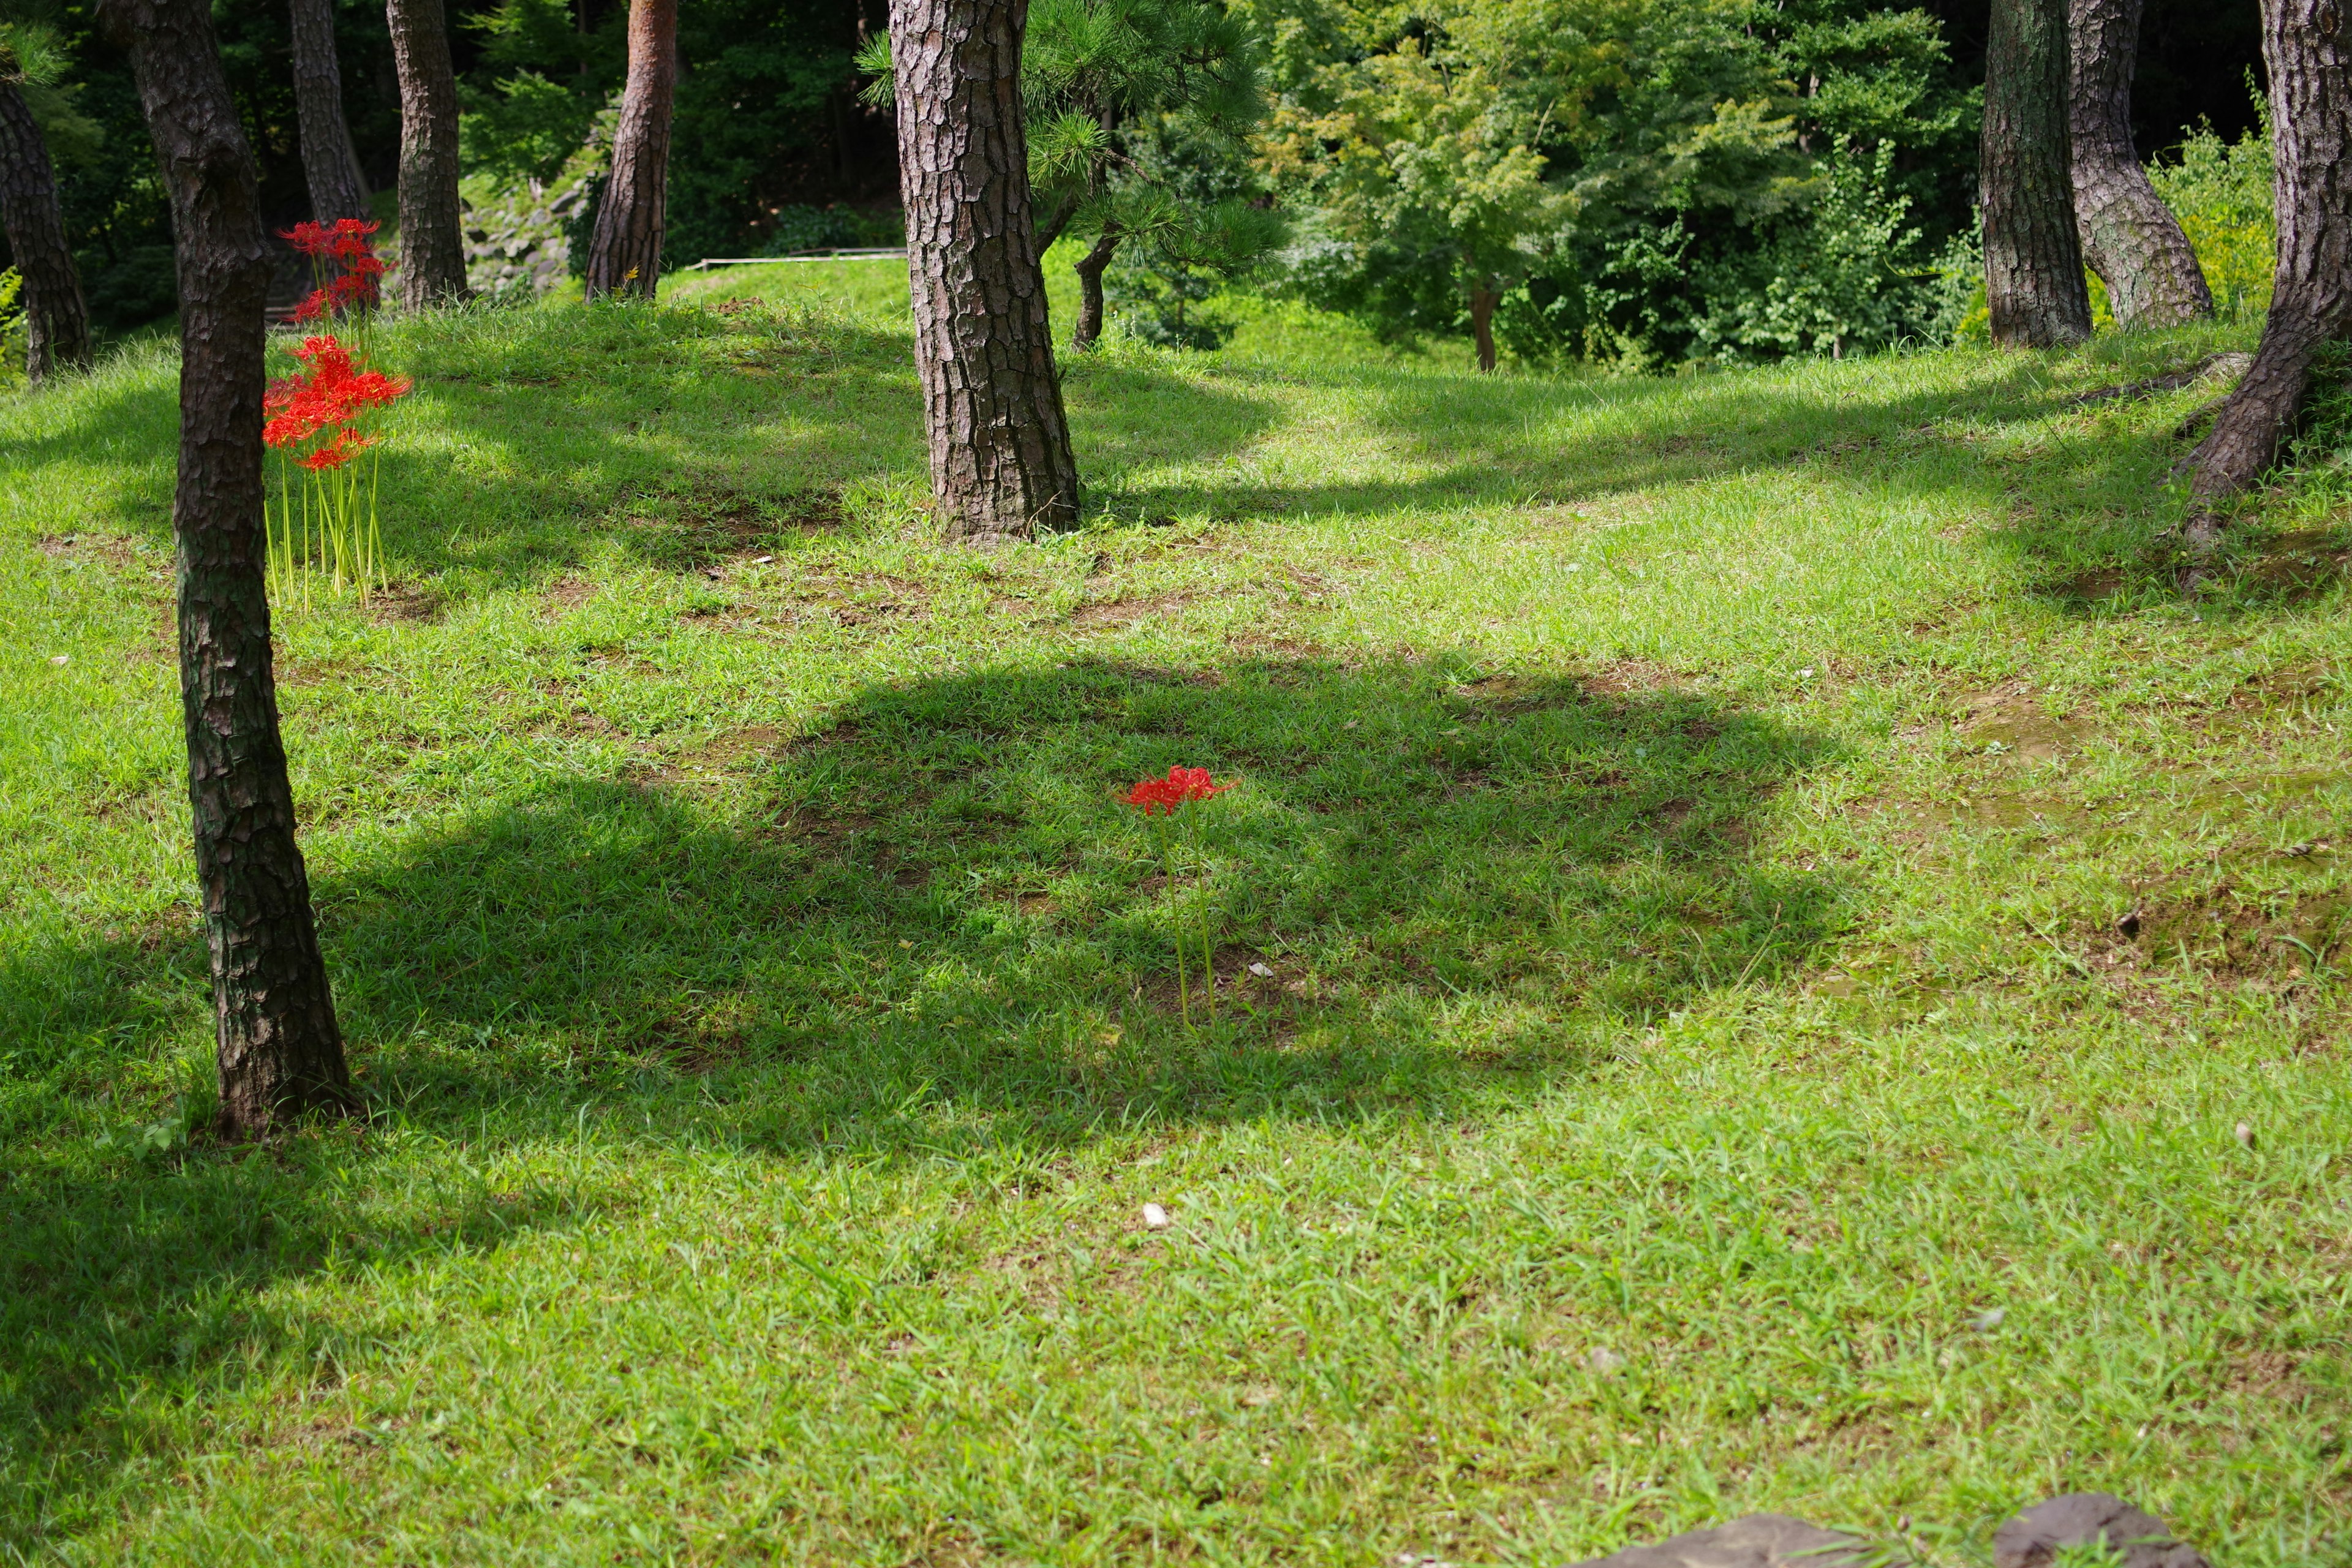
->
[2070, 0, 2212, 326]
[890, 0, 1081, 543]
[1983, 0, 2094, 347]
[1469, 280, 1499, 372]
[0, 80, 93, 382]
[100, 0, 355, 1139]
[584, 0, 679, 299]
[1070, 224, 1117, 349]
[386, 0, 469, 307]
[2184, 0, 2352, 548]
[290, 0, 372, 225]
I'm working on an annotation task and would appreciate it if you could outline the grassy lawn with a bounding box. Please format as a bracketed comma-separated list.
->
[3, 268, 2350, 1564]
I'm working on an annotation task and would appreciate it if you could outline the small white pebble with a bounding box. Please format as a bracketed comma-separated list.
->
[1141, 1202, 1170, 1230]
[50, 655, 69, 666]
[2236, 1121, 2256, 1149]
[1797, 667, 1815, 678]
[753, 554, 774, 565]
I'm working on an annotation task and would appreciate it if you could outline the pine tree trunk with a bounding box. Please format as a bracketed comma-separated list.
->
[387, 0, 469, 307]
[290, 0, 372, 225]
[99, 0, 354, 1139]
[2069, 0, 2212, 326]
[1469, 281, 1499, 372]
[1983, 0, 2094, 347]
[2184, 0, 2352, 540]
[0, 80, 94, 383]
[889, 0, 1081, 544]
[1071, 225, 1117, 349]
[584, 0, 677, 299]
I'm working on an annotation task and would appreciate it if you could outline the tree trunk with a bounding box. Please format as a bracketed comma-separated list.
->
[0, 80, 94, 383]
[290, 0, 372, 225]
[1071, 225, 1117, 349]
[99, 0, 355, 1140]
[2184, 0, 2352, 545]
[889, 0, 1081, 545]
[386, 0, 469, 307]
[1469, 280, 1499, 372]
[584, 0, 678, 298]
[1983, 0, 2094, 347]
[2069, 0, 2212, 326]
[1034, 189, 1080, 255]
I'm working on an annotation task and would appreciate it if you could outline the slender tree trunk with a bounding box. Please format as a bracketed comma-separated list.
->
[584, 0, 678, 298]
[1983, 0, 2094, 347]
[1071, 224, 1117, 349]
[290, 0, 372, 225]
[1469, 280, 1499, 372]
[889, 0, 1080, 544]
[2184, 0, 2352, 546]
[0, 81, 93, 382]
[1034, 189, 1080, 255]
[99, 0, 354, 1139]
[386, 0, 469, 307]
[2069, 0, 2212, 326]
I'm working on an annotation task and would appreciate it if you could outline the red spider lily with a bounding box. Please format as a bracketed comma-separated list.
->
[1121, 766, 1231, 814]
[332, 217, 380, 240]
[262, 334, 409, 447]
[1121, 766, 1234, 1027]
[296, 430, 375, 471]
[281, 220, 334, 257]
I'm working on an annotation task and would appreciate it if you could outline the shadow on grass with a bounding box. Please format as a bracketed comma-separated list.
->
[0, 652, 1838, 1540]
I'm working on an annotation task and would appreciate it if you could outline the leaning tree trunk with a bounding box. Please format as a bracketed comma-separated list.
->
[386, 0, 469, 307]
[1070, 224, 1117, 349]
[290, 0, 372, 225]
[889, 0, 1081, 544]
[99, 0, 354, 1138]
[584, 0, 678, 299]
[2183, 0, 2352, 546]
[0, 80, 93, 383]
[1469, 279, 1499, 372]
[2069, 0, 2212, 326]
[1983, 0, 2094, 347]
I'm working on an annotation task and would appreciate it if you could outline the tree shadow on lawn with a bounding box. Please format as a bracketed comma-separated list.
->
[0, 653, 1838, 1540]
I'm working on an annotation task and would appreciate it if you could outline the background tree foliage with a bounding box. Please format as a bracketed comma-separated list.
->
[1250, 0, 1978, 366]
[0, 0, 2274, 357]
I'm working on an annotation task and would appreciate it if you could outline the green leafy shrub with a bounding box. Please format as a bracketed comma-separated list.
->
[2149, 115, 2274, 322]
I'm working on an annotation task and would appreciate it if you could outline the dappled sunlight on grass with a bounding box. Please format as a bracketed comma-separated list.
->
[4, 289, 2350, 1562]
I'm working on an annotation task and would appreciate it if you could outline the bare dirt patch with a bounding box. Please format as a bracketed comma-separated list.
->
[1950, 684, 2090, 763]
[1069, 590, 1196, 630]
[2241, 527, 2352, 599]
[2113, 885, 2350, 974]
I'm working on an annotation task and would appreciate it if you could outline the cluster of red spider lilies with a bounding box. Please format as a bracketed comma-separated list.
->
[1122, 766, 1234, 1026]
[263, 220, 409, 605]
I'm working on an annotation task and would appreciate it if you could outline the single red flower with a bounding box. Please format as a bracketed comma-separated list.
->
[331, 217, 380, 239]
[281, 221, 334, 257]
[1163, 766, 1231, 804]
[290, 288, 330, 325]
[1121, 778, 1183, 815]
[1121, 767, 1231, 815]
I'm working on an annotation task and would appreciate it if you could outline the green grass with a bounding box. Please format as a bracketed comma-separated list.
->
[3, 280, 2350, 1565]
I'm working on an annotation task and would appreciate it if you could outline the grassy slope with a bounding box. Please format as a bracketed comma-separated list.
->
[3, 262, 2350, 1565]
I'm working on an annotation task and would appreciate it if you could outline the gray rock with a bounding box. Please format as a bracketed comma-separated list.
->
[1993, 1494, 2209, 1568]
[1570, 1513, 1877, 1568]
